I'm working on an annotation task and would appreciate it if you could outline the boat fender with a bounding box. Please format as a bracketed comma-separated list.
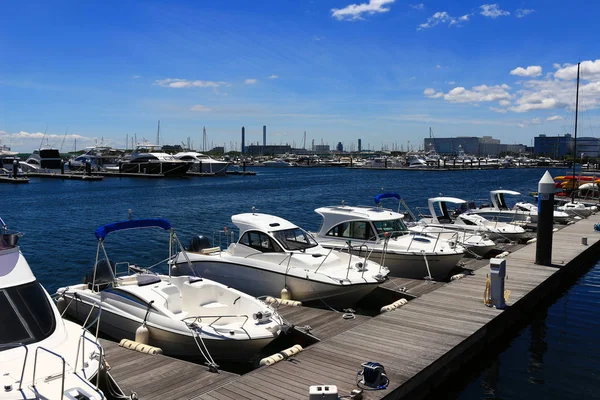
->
[259, 344, 303, 366]
[56, 296, 67, 314]
[495, 251, 510, 258]
[379, 298, 408, 313]
[264, 296, 302, 307]
[135, 325, 150, 344]
[591, 206, 598, 213]
[450, 273, 466, 281]
[280, 287, 291, 300]
[119, 339, 163, 355]
[527, 238, 537, 244]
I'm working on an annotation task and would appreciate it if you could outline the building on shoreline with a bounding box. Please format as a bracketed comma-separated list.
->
[424, 136, 527, 156]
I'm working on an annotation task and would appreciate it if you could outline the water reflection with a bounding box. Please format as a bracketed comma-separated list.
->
[527, 309, 548, 385]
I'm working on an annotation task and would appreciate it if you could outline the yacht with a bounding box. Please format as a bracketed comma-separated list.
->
[314, 194, 467, 281]
[173, 151, 230, 175]
[120, 144, 190, 176]
[406, 154, 428, 168]
[172, 212, 389, 308]
[57, 218, 283, 364]
[22, 147, 62, 171]
[471, 190, 569, 224]
[262, 158, 294, 167]
[68, 146, 124, 171]
[0, 218, 105, 399]
[417, 197, 527, 243]
[556, 201, 596, 218]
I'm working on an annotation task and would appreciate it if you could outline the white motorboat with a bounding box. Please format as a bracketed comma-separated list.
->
[262, 159, 294, 167]
[471, 190, 570, 224]
[418, 196, 527, 243]
[557, 201, 596, 218]
[119, 144, 190, 176]
[172, 212, 389, 308]
[173, 151, 230, 175]
[57, 218, 283, 365]
[406, 154, 428, 168]
[0, 218, 105, 400]
[313, 194, 467, 281]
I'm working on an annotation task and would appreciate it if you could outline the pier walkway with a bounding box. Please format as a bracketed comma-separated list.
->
[195, 215, 600, 400]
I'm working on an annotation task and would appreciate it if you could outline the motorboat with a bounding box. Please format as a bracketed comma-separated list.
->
[0, 218, 105, 399]
[172, 212, 389, 308]
[68, 146, 124, 171]
[21, 147, 62, 171]
[173, 151, 230, 175]
[313, 194, 467, 281]
[119, 144, 190, 176]
[57, 218, 283, 365]
[406, 154, 428, 168]
[262, 159, 294, 167]
[417, 196, 527, 243]
[557, 201, 597, 218]
[471, 190, 569, 224]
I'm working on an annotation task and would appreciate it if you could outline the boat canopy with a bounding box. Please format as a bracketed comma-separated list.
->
[374, 192, 401, 204]
[428, 197, 467, 204]
[490, 190, 521, 196]
[95, 218, 172, 240]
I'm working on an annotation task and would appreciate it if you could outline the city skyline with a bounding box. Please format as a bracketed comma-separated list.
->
[1, 0, 599, 152]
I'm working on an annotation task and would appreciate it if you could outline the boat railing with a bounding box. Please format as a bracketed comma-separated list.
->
[32, 346, 66, 399]
[74, 335, 104, 395]
[0, 343, 29, 392]
[183, 314, 251, 340]
[213, 229, 237, 249]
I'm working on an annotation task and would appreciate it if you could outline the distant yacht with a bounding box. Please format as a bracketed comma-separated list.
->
[262, 158, 294, 167]
[173, 151, 230, 175]
[22, 147, 62, 171]
[68, 145, 124, 171]
[120, 144, 190, 176]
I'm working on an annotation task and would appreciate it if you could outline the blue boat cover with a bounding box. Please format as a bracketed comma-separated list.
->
[374, 192, 401, 204]
[94, 218, 172, 240]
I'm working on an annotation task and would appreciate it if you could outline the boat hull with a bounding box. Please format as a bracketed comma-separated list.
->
[120, 162, 190, 177]
[172, 260, 380, 308]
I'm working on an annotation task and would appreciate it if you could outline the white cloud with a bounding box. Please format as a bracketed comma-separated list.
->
[447, 81, 456, 85]
[331, 0, 395, 21]
[490, 107, 508, 113]
[425, 84, 512, 103]
[554, 60, 600, 81]
[510, 65, 542, 77]
[418, 11, 470, 30]
[547, 115, 563, 121]
[435, 65, 442, 69]
[190, 104, 212, 112]
[245, 78, 258, 84]
[480, 4, 510, 18]
[0, 130, 98, 151]
[516, 8, 535, 18]
[132, 75, 140, 79]
[424, 88, 443, 98]
[410, 3, 424, 9]
[531, 117, 542, 124]
[155, 78, 229, 88]
[268, 74, 279, 79]
[424, 59, 600, 115]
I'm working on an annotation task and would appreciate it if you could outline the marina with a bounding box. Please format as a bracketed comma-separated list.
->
[2, 167, 600, 399]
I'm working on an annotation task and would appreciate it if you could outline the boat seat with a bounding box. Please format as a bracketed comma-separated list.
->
[181, 281, 234, 312]
[153, 284, 183, 314]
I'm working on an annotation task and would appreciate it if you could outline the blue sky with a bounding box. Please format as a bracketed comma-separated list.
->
[1, 0, 599, 152]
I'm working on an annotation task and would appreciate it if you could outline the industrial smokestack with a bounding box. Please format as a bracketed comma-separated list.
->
[241, 126, 245, 154]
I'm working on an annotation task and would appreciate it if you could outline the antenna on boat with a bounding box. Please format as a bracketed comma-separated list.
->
[252, 206, 257, 215]
[60, 127, 69, 152]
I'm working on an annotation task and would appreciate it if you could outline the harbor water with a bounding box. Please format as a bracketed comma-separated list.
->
[2, 167, 599, 398]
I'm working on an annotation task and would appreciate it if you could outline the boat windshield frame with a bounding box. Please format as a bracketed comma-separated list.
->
[271, 227, 319, 251]
[0, 281, 57, 351]
[372, 218, 409, 239]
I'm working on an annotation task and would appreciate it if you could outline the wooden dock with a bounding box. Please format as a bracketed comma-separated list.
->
[100, 339, 238, 400]
[193, 215, 600, 400]
[0, 175, 29, 183]
[25, 172, 103, 180]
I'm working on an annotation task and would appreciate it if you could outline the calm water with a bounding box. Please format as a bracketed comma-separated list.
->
[2, 167, 599, 398]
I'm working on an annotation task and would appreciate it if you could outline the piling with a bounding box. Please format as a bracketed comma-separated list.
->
[536, 170, 555, 265]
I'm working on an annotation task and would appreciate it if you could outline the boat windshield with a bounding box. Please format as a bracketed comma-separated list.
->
[272, 228, 318, 251]
[372, 218, 409, 238]
[0, 281, 56, 351]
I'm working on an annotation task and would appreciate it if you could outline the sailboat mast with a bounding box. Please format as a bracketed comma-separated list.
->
[571, 62, 580, 192]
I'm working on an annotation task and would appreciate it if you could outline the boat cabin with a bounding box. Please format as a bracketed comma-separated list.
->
[315, 205, 409, 242]
[427, 197, 468, 224]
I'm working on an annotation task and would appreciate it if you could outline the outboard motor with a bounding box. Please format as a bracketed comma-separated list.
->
[84, 258, 115, 291]
[188, 235, 211, 252]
